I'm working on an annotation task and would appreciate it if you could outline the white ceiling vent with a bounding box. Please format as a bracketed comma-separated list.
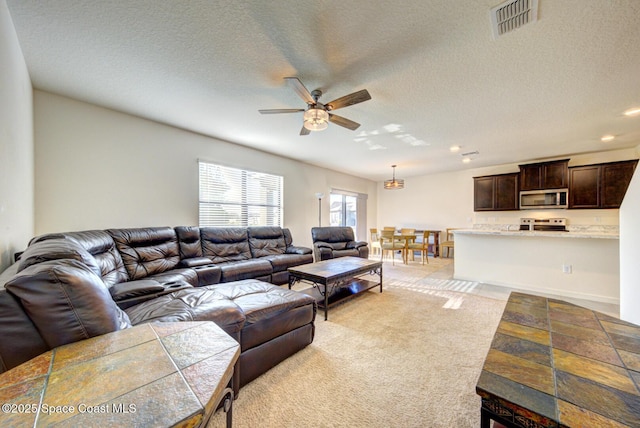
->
[490, 0, 538, 39]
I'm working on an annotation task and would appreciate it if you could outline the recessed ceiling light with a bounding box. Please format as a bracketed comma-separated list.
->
[624, 107, 640, 117]
[450, 145, 461, 152]
[462, 158, 472, 164]
[601, 135, 615, 142]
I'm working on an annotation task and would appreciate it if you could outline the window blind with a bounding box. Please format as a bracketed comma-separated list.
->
[199, 161, 283, 227]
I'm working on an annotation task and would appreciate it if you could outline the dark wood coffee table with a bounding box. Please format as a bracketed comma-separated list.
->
[288, 257, 382, 320]
[477, 292, 640, 427]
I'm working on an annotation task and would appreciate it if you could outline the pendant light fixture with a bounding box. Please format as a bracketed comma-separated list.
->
[384, 165, 404, 190]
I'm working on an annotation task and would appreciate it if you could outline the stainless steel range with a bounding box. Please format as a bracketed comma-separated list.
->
[519, 218, 568, 232]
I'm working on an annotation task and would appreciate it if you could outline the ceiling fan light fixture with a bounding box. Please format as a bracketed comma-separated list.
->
[383, 165, 405, 190]
[303, 108, 329, 131]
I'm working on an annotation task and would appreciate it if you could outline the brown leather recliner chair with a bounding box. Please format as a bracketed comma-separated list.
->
[311, 227, 369, 261]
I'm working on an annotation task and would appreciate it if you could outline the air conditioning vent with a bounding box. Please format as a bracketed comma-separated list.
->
[490, 0, 538, 38]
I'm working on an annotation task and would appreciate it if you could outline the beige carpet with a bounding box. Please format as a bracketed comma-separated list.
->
[209, 258, 507, 428]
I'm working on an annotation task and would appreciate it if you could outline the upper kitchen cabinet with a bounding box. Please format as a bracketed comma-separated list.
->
[474, 173, 519, 211]
[519, 159, 569, 191]
[569, 160, 638, 209]
[568, 165, 600, 208]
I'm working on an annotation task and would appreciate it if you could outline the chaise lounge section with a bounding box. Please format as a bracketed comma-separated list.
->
[0, 225, 316, 396]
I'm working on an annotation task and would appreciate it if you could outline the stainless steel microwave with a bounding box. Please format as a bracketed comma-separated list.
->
[519, 189, 568, 210]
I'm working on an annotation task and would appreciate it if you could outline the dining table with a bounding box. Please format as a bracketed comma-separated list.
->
[394, 230, 442, 263]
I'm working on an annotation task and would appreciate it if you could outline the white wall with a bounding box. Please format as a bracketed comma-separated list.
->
[376, 149, 639, 233]
[33, 91, 376, 248]
[620, 145, 640, 324]
[455, 233, 620, 304]
[0, 1, 33, 271]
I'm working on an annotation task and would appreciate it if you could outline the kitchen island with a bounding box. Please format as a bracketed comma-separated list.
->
[454, 228, 620, 305]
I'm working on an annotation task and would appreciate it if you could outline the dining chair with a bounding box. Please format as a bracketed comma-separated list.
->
[407, 230, 431, 264]
[380, 229, 405, 265]
[399, 227, 416, 236]
[440, 228, 457, 258]
[370, 228, 381, 256]
[399, 228, 416, 262]
[381, 226, 403, 245]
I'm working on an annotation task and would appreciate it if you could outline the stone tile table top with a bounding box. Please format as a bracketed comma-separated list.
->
[477, 292, 640, 427]
[0, 321, 239, 427]
[288, 256, 382, 283]
[288, 256, 383, 320]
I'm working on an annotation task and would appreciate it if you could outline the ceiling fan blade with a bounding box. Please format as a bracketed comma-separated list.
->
[325, 89, 371, 111]
[285, 77, 315, 105]
[259, 108, 305, 114]
[300, 126, 311, 136]
[329, 114, 361, 131]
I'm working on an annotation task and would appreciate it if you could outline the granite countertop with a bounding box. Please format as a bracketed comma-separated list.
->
[455, 225, 619, 239]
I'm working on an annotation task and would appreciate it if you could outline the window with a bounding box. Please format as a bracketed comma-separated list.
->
[329, 189, 367, 240]
[330, 193, 357, 229]
[199, 161, 283, 227]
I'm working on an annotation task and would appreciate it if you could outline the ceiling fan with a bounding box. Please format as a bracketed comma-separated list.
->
[259, 77, 371, 136]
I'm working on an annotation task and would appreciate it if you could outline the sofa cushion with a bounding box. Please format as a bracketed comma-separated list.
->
[218, 259, 273, 282]
[320, 241, 349, 250]
[175, 226, 203, 259]
[311, 226, 355, 244]
[125, 287, 245, 336]
[248, 227, 286, 258]
[31, 230, 130, 287]
[17, 238, 101, 277]
[5, 259, 132, 349]
[107, 227, 180, 280]
[261, 253, 313, 273]
[211, 280, 316, 351]
[332, 249, 361, 258]
[177, 257, 212, 268]
[201, 227, 252, 263]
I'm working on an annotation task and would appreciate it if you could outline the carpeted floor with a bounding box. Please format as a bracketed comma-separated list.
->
[209, 257, 507, 427]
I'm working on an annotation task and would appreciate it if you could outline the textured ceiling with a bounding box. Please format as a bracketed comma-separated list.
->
[6, 0, 640, 181]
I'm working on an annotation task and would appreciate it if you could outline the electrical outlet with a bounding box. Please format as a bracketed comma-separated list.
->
[562, 264, 572, 274]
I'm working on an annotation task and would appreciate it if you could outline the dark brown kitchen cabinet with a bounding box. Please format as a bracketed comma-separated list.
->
[569, 160, 638, 209]
[601, 160, 638, 207]
[519, 159, 569, 191]
[474, 173, 519, 211]
[568, 165, 600, 208]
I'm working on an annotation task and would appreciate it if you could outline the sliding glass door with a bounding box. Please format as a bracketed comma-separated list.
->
[330, 193, 357, 230]
[329, 189, 369, 241]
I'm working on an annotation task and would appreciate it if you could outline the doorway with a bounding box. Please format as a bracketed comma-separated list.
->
[329, 190, 367, 240]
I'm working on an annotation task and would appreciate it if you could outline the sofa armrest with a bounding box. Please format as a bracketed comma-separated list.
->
[346, 240, 368, 249]
[177, 257, 212, 268]
[109, 280, 165, 301]
[110, 279, 193, 309]
[353, 241, 369, 249]
[286, 245, 312, 255]
[192, 264, 222, 286]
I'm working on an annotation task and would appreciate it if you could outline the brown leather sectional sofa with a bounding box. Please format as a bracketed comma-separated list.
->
[0, 226, 316, 395]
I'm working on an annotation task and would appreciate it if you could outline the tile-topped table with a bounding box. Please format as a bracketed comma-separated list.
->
[0, 321, 239, 427]
[288, 256, 382, 320]
[477, 292, 640, 427]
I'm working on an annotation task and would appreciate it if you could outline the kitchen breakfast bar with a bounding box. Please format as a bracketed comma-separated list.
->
[453, 228, 620, 305]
